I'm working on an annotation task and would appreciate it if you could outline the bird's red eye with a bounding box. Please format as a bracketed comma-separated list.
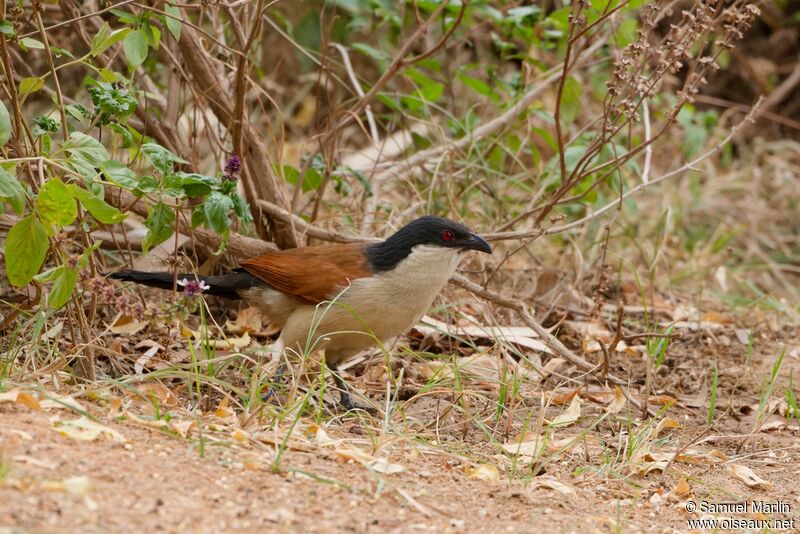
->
[440, 230, 454, 242]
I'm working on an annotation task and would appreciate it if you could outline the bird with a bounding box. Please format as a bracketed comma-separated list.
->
[108, 216, 492, 411]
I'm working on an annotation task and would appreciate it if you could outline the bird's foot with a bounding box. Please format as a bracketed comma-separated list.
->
[338, 390, 377, 415]
[261, 362, 287, 402]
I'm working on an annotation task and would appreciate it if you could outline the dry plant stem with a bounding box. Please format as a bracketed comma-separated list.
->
[177, 25, 299, 248]
[309, 2, 465, 222]
[483, 99, 763, 241]
[34, 8, 68, 141]
[329, 43, 379, 146]
[369, 38, 606, 187]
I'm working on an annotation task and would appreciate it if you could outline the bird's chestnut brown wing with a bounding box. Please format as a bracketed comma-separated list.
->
[239, 243, 372, 304]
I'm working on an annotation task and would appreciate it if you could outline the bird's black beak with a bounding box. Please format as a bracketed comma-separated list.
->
[462, 233, 492, 254]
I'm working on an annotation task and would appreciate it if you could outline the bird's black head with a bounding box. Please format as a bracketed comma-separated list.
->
[365, 216, 492, 272]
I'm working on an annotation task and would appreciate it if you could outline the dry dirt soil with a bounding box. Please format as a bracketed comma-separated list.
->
[1, 312, 799, 534]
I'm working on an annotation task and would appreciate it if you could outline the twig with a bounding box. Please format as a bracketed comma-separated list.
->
[641, 98, 652, 183]
[481, 98, 763, 242]
[329, 43, 379, 146]
[33, 9, 68, 141]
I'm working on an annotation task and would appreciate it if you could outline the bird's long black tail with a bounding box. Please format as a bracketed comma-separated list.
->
[107, 270, 260, 300]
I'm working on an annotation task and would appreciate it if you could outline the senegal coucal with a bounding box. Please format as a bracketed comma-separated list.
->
[109, 216, 492, 410]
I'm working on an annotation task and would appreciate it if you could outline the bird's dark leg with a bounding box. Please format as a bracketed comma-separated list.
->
[261, 360, 287, 402]
[329, 364, 376, 414]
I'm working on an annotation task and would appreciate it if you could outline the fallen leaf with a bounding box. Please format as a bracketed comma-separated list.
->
[231, 429, 250, 443]
[13, 455, 57, 470]
[203, 332, 251, 351]
[214, 397, 235, 418]
[125, 411, 169, 430]
[335, 446, 374, 464]
[225, 307, 263, 334]
[169, 419, 196, 438]
[39, 392, 84, 412]
[549, 396, 581, 427]
[729, 464, 772, 488]
[653, 417, 680, 437]
[51, 417, 126, 442]
[501, 435, 546, 457]
[541, 358, 566, 378]
[417, 316, 549, 353]
[465, 464, 500, 482]
[135, 344, 160, 374]
[673, 477, 692, 497]
[529, 474, 576, 496]
[550, 388, 580, 406]
[368, 458, 404, 474]
[606, 386, 627, 414]
[15, 392, 41, 411]
[109, 313, 148, 335]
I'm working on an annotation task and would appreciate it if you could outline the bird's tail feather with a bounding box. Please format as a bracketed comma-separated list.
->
[106, 270, 259, 300]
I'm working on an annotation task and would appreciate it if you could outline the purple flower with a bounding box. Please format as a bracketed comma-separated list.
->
[178, 278, 210, 298]
[223, 155, 242, 181]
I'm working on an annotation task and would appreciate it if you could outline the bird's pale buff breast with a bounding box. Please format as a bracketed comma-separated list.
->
[278, 245, 462, 362]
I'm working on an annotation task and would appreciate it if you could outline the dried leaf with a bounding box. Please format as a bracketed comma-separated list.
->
[729, 464, 772, 488]
[134, 344, 160, 374]
[13, 455, 57, 470]
[465, 464, 500, 482]
[231, 429, 250, 443]
[39, 392, 84, 412]
[203, 332, 251, 351]
[418, 316, 549, 352]
[549, 396, 581, 427]
[214, 397, 235, 418]
[541, 358, 566, 378]
[501, 434, 546, 457]
[653, 417, 680, 437]
[225, 307, 263, 334]
[15, 392, 41, 411]
[109, 313, 148, 335]
[368, 458, 404, 474]
[529, 475, 576, 496]
[51, 416, 126, 442]
[673, 477, 692, 497]
[550, 388, 580, 406]
[335, 446, 375, 464]
[169, 419, 196, 438]
[606, 386, 627, 414]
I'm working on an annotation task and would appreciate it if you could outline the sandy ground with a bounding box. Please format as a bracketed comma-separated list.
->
[2, 321, 800, 533]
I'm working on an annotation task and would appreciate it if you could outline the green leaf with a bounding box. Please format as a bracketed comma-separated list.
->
[18, 77, 44, 99]
[165, 4, 182, 41]
[35, 265, 77, 309]
[140, 22, 161, 49]
[61, 132, 109, 165]
[142, 202, 175, 253]
[203, 191, 233, 234]
[173, 171, 218, 198]
[91, 23, 131, 57]
[88, 80, 138, 123]
[100, 160, 139, 188]
[0, 165, 26, 215]
[19, 37, 45, 51]
[33, 115, 59, 137]
[123, 30, 148, 68]
[0, 20, 15, 37]
[6, 215, 49, 287]
[231, 193, 252, 225]
[67, 184, 126, 224]
[351, 43, 388, 64]
[36, 177, 77, 227]
[141, 142, 186, 174]
[0, 98, 10, 146]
